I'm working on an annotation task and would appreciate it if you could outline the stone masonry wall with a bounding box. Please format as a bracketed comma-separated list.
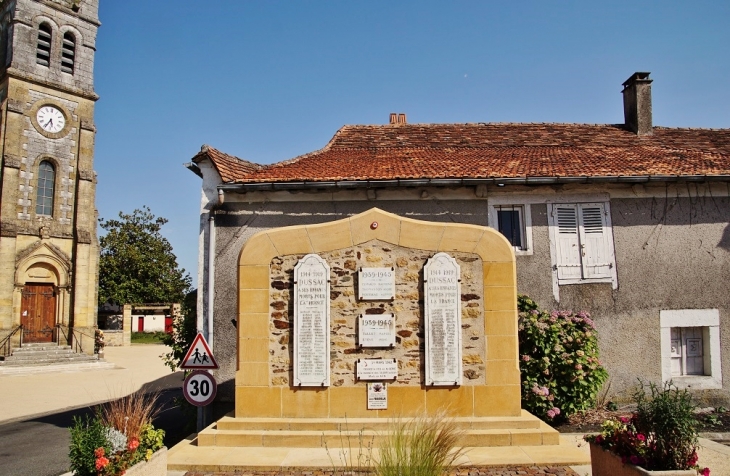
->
[267, 240, 485, 388]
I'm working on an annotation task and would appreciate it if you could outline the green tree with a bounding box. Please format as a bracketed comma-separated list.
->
[98, 207, 191, 306]
[161, 289, 198, 372]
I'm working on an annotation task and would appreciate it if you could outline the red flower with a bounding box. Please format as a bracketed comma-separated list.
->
[127, 437, 139, 451]
[94, 447, 105, 458]
[95, 456, 109, 471]
[636, 433, 646, 442]
[700, 468, 710, 476]
[688, 451, 699, 466]
[595, 435, 604, 444]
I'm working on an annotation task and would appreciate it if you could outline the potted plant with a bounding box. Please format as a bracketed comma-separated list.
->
[584, 381, 710, 476]
[95, 329, 105, 358]
[69, 391, 166, 476]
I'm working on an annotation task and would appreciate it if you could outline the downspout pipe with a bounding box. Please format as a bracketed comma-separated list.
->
[206, 189, 225, 349]
[199, 188, 224, 433]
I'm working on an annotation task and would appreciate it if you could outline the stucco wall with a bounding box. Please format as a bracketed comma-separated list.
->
[518, 195, 730, 404]
[207, 188, 729, 405]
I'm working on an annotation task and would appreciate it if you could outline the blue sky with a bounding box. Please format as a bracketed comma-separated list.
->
[93, 1, 730, 283]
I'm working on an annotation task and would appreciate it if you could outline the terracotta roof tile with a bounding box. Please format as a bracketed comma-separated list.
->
[191, 145, 261, 183]
[196, 123, 730, 184]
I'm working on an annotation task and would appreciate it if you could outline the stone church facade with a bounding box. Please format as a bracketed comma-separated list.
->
[0, 0, 99, 354]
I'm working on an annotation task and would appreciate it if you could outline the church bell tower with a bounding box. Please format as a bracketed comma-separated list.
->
[0, 0, 99, 353]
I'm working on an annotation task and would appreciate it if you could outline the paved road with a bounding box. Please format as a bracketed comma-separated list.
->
[0, 345, 189, 476]
[0, 384, 186, 476]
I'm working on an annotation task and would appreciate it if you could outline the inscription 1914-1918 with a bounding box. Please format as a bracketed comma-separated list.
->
[293, 254, 330, 386]
[424, 252, 463, 386]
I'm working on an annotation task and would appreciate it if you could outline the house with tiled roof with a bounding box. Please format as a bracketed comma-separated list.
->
[188, 72, 730, 406]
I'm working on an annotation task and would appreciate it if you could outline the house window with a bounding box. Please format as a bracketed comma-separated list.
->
[497, 206, 525, 249]
[35, 160, 55, 216]
[660, 309, 721, 390]
[670, 327, 705, 377]
[36, 23, 51, 67]
[61, 32, 75, 74]
[488, 203, 533, 255]
[548, 202, 616, 284]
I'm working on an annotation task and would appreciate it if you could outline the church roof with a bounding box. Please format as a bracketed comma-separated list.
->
[193, 122, 730, 185]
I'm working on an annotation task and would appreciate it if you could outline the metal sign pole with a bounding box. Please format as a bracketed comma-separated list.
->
[197, 406, 204, 432]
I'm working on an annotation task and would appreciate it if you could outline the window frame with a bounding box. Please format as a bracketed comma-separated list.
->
[660, 309, 722, 390]
[36, 22, 52, 68]
[547, 201, 618, 286]
[487, 201, 533, 256]
[35, 159, 55, 217]
[60, 31, 75, 74]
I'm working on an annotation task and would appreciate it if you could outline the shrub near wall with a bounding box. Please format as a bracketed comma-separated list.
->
[517, 295, 609, 422]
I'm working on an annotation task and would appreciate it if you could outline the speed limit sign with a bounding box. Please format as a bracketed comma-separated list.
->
[183, 370, 217, 406]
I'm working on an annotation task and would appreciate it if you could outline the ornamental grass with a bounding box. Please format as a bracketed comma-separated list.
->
[376, 411, 466, 476]
[100, 390, 160, 440]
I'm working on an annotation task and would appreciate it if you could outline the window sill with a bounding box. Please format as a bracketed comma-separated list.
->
[557, 277, 613, 286]
[668, 375, 722, 390]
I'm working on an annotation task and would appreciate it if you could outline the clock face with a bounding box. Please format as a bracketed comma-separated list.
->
[36, 106, 66, 134]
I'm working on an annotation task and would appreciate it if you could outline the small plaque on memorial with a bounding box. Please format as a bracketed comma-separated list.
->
[367, 382, 388, 410]
[358, 314, 395, 348]
[424, 252, 463, 386]
[293, 254, 330, 387]
[358, 267, 395, 300]
[357, 358, 398, 381]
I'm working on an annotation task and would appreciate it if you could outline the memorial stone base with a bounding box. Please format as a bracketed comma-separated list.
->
[197, 410, 559, 448]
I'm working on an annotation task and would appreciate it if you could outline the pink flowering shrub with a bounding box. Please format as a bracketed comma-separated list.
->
[517, 295, 608, 422]
[585, 381, 710, 474]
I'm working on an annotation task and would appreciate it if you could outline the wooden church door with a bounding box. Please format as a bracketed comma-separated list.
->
[21, 284, 57, 343]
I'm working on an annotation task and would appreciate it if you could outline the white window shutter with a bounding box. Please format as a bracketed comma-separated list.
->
[578, 203, 613, 279]
[553, 205, 582, 280]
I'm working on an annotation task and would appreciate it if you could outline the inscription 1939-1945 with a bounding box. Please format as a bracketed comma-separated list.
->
[358, 267, 395, 300]
[293, 254, 330, 386]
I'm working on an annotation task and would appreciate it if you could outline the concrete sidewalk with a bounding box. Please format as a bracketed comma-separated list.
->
[0, 344, 175, 424]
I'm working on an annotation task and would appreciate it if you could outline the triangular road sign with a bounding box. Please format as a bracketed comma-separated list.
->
[180, 333, 219, 370]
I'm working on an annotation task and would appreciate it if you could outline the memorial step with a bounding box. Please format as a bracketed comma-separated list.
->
[197, 424, 559, 448]
[215, 414, 543, 432]
[197, 412, 560, 449]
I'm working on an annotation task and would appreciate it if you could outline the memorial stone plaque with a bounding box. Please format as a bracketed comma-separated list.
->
[424, 252, 463, 386]
[367, 382, 388, 410]
[358, 314, 395, 347]
[358, 267, 395, 300]
[293, 254, 330, 386]
[356, 358, 398, 380]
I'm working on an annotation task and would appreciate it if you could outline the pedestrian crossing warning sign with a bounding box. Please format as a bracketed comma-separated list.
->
[180, 333, 219, 370]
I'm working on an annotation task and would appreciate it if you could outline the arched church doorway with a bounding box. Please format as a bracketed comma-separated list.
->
[21, 283, 57, 343]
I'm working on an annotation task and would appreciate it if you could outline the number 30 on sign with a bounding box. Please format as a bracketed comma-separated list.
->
[183, 370, 217, 406]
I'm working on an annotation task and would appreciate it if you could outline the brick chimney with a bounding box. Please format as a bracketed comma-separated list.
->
[622, 72, 653, 136]
[389, 113, 407, 125]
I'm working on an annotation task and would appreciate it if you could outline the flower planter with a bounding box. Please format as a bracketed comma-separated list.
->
[123, 447, 167, 476]
[590, 443, 696, 476]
